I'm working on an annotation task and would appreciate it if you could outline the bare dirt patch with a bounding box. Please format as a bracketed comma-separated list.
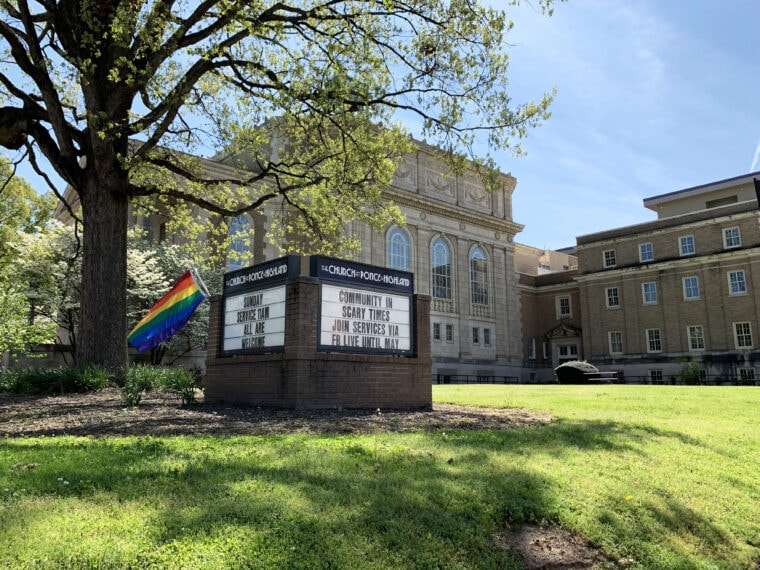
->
[0, 388, 554, 437]
[498, 524, 616, 569]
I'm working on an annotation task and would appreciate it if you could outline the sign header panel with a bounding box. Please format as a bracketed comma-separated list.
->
[223, 255, 300, 296]
[310, 256, 413, 294]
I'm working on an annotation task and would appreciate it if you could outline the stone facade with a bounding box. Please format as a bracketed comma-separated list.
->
[246, 141, 526, 381]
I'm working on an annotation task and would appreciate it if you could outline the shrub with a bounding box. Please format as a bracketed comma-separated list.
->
[0, 366, 109, 395]
[123, 365, 197, 406]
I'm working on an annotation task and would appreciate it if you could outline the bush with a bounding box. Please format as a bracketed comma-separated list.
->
[123, 365, 198, 406]
[0, 366, 110, 395]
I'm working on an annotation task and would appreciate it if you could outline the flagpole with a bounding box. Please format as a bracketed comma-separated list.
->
[190, 267, 211, 298]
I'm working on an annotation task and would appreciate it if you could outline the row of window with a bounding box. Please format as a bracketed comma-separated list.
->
[432, 323, 492, 346]
[607, 321, 753, 354]
[391, 229, 490, 306]
[647, 368, 755, 383]
[603, 270, 747, 308]
[227, 221, 494, 308]
[555, 269, 750, 319]
[602, 226, 742, 268]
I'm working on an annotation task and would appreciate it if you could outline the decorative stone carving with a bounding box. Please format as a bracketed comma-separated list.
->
[465, 181, 489, 205]
[393, 159, 417, 191]
[426, 169, 455, 197]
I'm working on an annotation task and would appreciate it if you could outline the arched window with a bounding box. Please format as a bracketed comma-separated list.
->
[470, 246, 489, 305]
[387, 227, 410, 271]
[431, 238, 452, 299]
[227, 215, 251, 271]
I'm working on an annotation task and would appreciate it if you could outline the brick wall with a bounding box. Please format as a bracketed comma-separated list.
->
[205, 276, 432, 409]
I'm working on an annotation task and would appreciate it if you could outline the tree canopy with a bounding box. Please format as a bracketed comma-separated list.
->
[0, 0, 558, 373]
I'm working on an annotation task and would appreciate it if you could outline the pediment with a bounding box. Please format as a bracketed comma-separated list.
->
[545, 324, 582, 339]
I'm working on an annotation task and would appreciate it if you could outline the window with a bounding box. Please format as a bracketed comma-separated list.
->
[649, 370, 663, 384]
[226, 214, 251, 271]
[734, 322, 753, 349]
[609, 331, 623, 355]
[728, 270, 747, 295]
[433, 323, 441, 341]
[556, 296, 572, 318]
[683, 276, 700, 300]
[558, 345, 578, 360]
[639, 243, 654, 262]
[387, 227, 410, 270]
[528, 338, 536, 360]
[739, 368, 756, 383]
[687, 325, 705, 351]
[484, 328, 491, 346]
[470, 247, 489, 305]
[646, 328, 662, 353]
[431, 239, 452, 299]
[723, 227, 741, 249]
[642, 282, 657, 305]
[603, 249, 616, 268]
[542, 342, 548, 359]
[445, 324, 454, 342]
[679, 235, 695, 256]
[606, 287, 620, 308]
[472, 327, 480, 344]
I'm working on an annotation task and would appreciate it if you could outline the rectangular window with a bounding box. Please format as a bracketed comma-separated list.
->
[739, 368, 755, 383]
[472, 327, 480, 345]
[445, 324, 454, 342]
[556, 296, 572, 318]
[639, 242, 654, 262]
[728, 270, 747, 295]
[642, 282, 657, 304]
[723, 227, 741, 249]
[606, 287, 620, 308]
[687, 325, 705, 351]
[683, 276, 700, 300]
[528, 338, 536, 360]
[484, 328, 491, 346]
[609, 331, 623, 355]
[734, 322, 753, 349]
[558, 345, 578, 358]
[603, 249, 616, 268]
[679, 235, 695, 256]
[542, 342, 548, 359]
[649, 370, 663, 384]
[646, 328, 662, 353]
[433, 323, 441, 341]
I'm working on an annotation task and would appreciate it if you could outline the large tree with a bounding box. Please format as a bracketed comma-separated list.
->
[0, 0, 556, 374]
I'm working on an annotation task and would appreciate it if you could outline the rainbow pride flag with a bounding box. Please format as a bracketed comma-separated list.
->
[128, 270, 206, 353]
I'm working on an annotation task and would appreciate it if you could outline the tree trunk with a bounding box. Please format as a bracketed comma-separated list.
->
[76, 170, 129, 377]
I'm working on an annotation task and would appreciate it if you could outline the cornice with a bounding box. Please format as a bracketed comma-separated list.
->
[385, 186, 524, 237]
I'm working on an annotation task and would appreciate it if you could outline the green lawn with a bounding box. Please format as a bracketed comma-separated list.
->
[1, 385, 759, 569]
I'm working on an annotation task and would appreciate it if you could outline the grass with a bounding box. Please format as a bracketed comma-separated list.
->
[1, 385, 759, 569]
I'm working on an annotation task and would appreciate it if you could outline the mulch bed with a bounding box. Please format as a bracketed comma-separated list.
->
[0, 388, 554, 438]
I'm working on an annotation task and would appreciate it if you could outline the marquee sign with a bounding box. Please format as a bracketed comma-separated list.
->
[221, 256, 300, 355]
[311, 256, 415, 356]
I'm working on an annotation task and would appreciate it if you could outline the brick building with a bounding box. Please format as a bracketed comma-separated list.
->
[520, 172, 760, 384]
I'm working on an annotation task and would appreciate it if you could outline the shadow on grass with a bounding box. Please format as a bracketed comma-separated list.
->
[0, 417, 751, 569]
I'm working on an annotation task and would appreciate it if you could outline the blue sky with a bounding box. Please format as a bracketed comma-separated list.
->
[498, 0, 760, 249]
[10, 1, 760, 252]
